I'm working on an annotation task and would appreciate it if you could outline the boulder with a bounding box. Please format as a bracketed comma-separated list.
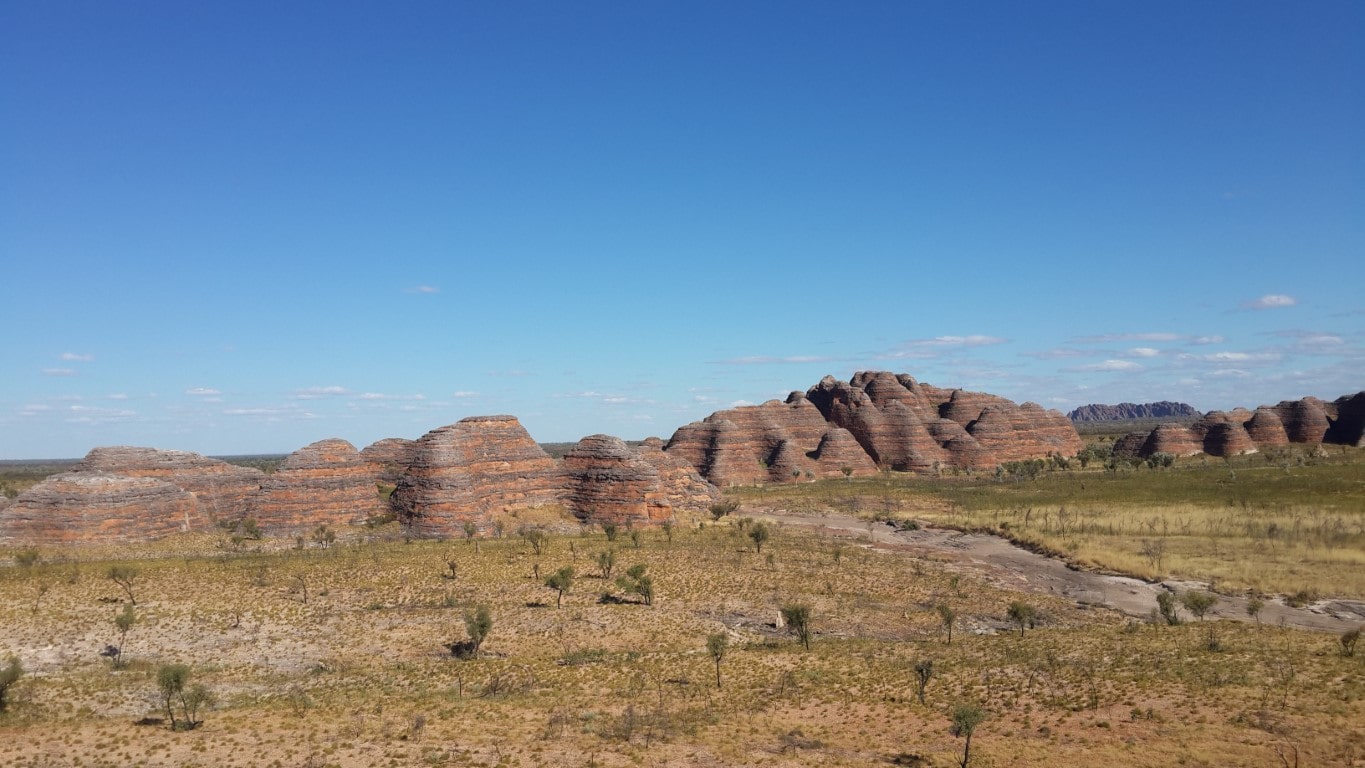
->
[75, 446, 264, 523]
[250, 439, 384, 533]
[391, 416, 565, 537]
[0, 471, 200, 545]
[562, 435, 671, 527]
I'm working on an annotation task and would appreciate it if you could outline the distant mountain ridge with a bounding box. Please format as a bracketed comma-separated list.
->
[1068, 401, 1200, 422]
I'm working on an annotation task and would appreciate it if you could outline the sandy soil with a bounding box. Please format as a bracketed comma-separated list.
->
[751, 507, 1365, 633]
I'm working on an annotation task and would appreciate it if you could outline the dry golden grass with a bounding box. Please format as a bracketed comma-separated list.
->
[1, 515, 1362, 767]
[737, 446, 1365, 598]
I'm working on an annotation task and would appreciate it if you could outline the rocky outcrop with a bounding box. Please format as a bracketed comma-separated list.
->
[75, 446, 264, 523]
[0, 472, 200, 544]
[668, 372, 1082, 484]
[562, 435, 672, 527]
[636, 438, 721, 509]
[1245, 407, 1290, 447]
[1192, 409, 1258, 457]
[1130, 393, 1365, 458]
[1326, 393, 1365, 447]
[249, 439, 384, 533]
[1274, 398, 1331, 444]
[391, 416, 565, 537]
[1140, 424, 1203, 457]
[360, 438, 417, 486]
[1068, 402, 1200, 422]
[1112, 432, 1149, 459]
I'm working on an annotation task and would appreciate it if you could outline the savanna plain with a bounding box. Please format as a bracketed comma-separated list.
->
[2, 442, 1363, 767]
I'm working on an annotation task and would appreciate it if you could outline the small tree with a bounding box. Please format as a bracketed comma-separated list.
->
[462, 520, 478, 542]
[616, 564, 654, 606]
[156, 663, 214, 731]
[661, 519, 675, 544]
[463, 605, 493, 659]
[780, 603, 812, 650]
[709, 499, 740, 521]
[1156, 591, 1181, 625]
[1006, 601, 1036, 636]
[520, 527, 548, 556]
[1181, 591, 1216, 621]
[629, 528, 642, 550]
[602, 522, 619, 542]
[0, 656, 21, 713]
[936, 603, 957, 646]
[107, 565, 140, 605]
[311, 524, 336, 549]
[546, 566, 574, 608]
[950, 703, 985, 768]
[1341, 627, 1361, 657]
[706, 633, 728, 689]
[913, 659, 934, 705]
[596, 549, 617, 580]
[748, 522, 771, 554]
[112, 603, 136, 669]
[15, 549, 40, 568]
[1246, 596, 1265, 626]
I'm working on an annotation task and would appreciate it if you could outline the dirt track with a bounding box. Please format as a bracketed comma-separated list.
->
[753, 507, 1365, 634]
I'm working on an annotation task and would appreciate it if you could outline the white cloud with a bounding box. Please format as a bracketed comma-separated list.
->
[1023, 348, 1088, 360]
[20, 404, 51, 415]
[1190, 335, 1225, 345]
[1126, 347, 1161, 358]
[1073, 332, 1181, 344]
[451, 391, 479, 399]
[292, 385, 350, 399]
[729, 400, 755, 407]
[878, 335, 1007, 360]
[1208, 369, 1250, 378]
[409, 285, 440, 294]
[1074, 360, 1143, 372]
[107, 393, 129, 400]
[1245, 294, 1296, 310]
[357, 392, 428, 401]
[60, 352, 94, 362]
[186, 387, 221, 396]
[42, 368, 77, 376]
[717, 354, 834, 365]
[1179, 351, 1281, 363]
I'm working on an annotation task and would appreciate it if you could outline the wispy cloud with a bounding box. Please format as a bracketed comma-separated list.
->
[20, 404, 51, 415]
[1022, 348, 1088, 360]
[59, 352, 94, 362]
[1071, 360, 1143, 372]
[408, 285, 440, 294]
[1244, 294, 1296, 310]
[42, 368, 77, 376]
[1071, 332, 1182, 344]
[356, 392, 428, 401]
[878, 335, 1007, 359]
[1179, 351, 1281, 363]
[292, 385, 350, 399]
[716, 355, 834, 365]
[186, 387, 221, 396]
[1126, 347, 1161, 358]
[451, 391, 479, 398]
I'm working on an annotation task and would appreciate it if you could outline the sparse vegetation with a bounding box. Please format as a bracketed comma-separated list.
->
[0, 656, 20, 713]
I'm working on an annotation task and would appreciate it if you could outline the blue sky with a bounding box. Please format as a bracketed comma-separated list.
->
[3, 2, 1362, 459]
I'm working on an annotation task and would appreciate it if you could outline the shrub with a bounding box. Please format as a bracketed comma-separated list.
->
[0, 656, 21, 712]
[156, 664, 214, 731]
[780, 603, 812, 650]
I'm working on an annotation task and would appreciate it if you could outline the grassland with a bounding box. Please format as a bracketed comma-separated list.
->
[2, 513, 1363, 767]
[736, 445, 1365, 599]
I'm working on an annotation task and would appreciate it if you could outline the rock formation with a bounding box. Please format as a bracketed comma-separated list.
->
[668, 371, 1083, 484]
[360, 438, 417, 486]
[1325, 393, 1365, 447]
[562, 435, 672, 527]
[75, 446, 264, 523]
[1111, 432, 1149, 459]
[636, 438, 722, 509]
[249, 439, 385, 532]
[0, 472, 200, 545]
[1128, 393, 1365, 459]
[391, 416, 565, 537]
[1068, 402, 1200, 422]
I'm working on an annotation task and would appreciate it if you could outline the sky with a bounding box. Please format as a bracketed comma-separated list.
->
[2, 2, 1362, 460]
